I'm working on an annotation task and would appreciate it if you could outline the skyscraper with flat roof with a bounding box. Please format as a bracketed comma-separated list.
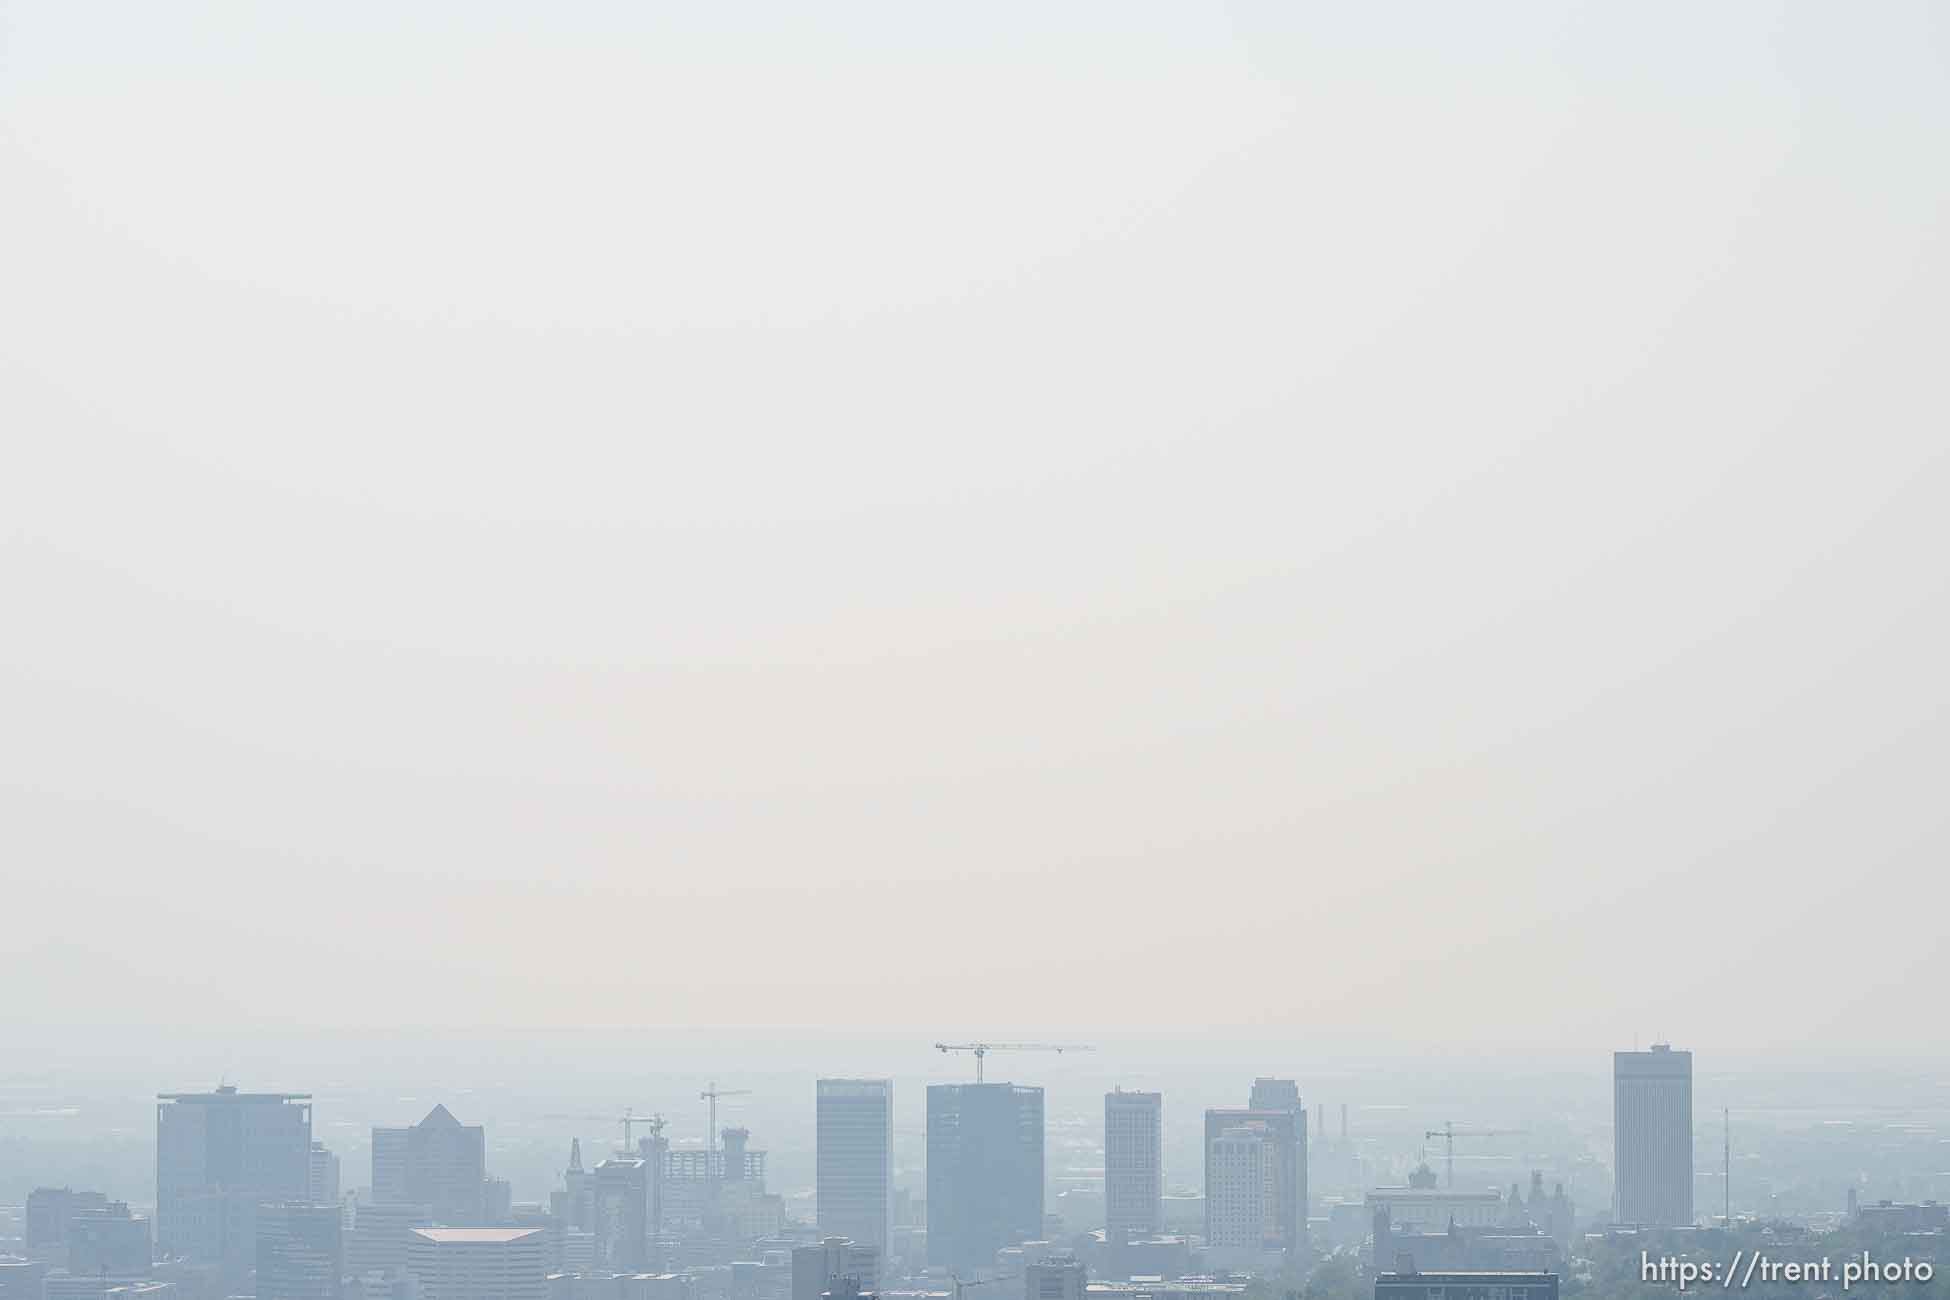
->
[1244, 1079, 1307, 1235]
[927, 1083, 1043, 1271]
[1206, 1124, 1268, 1266]
[1193, 1075, 1302, 1262]
[156, 1085, 311, 1283]
[817, 1079, 893, 1260]
[1614, 1044, 1692, 1226]
[1203, 1083, 1303, 1257]
[591, 1157, 648, 1271]
[307, 1142, 340, 1208]
[1104, 1090, 1162, 1236]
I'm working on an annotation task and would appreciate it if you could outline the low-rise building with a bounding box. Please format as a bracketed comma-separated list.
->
[1372, 1271, 1558, 1300]
[408, 1227, 548, 1300]
[791, 1239, 878, 1300]
[68, 1203, 151, 1277]
[1085, 1278, 1248, 1300]
[1026, 1259, 1086, 1300]
[0, 1257, 49, 1300]
[43, 1278, 177, 1300]
[1855, 1202, 1949, 1234]
[1364, 1188, 1503, 1234]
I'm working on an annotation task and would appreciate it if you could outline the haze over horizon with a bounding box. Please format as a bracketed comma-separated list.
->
[4, 1, 1948, 1054]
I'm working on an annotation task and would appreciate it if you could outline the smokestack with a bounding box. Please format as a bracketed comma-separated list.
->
[1341, 1104, 1348, 1142]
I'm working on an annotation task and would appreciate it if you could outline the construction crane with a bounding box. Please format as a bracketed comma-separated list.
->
[949, 1273, 1020, 1300]
[1424, 1121, 1530, 1188]
[699, 1081, 752, 1155]
[933, 1042, 1094, 1083]
[540, 1109, 666, 1153]
[620, 1108, 666, 1150]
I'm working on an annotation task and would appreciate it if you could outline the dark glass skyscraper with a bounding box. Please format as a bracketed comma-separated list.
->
[156, 1086, 312, 1284]
[818, 1079, 893, 1258]
[926, 1083, 1043, 1270]
[1104, 1089, 1162, 1235]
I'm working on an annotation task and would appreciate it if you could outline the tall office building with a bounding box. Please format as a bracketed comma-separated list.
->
[817, 1079, 893, 1260]
[1245, 1078, 1307, 1234]
[256, 1203, 343, 1300]
[634, 1127, 669, 1236]
[370, 1105, 487, 1223]
[1103, 1090, 1163, 1236]
[1206, 1125, 1268, 1264]
[1203, 1084, 1303, 1257]
[1614, 1044, 1692, 1227]
[590, 1157, 648, 1271]
[307, 1142, 340, 1209]
[926, 1083, 1044, 1271]
[155, 1086, 311, 1282]
[372, 1128, 409, 1205]
[406, 1228, 546, 1300]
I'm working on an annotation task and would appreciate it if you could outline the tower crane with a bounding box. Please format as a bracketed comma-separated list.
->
[620, 1107, 666, 1150]
[539, 1108, 665, 1153]
[932, 1042, 1094, 1083]
[949, 1273, 1021, 1300]
[1424, 1120, 1530, 1188]
[699, 1081, 752, 1155]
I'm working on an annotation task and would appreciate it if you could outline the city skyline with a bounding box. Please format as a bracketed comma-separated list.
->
[6, 1046, 1949, 1300]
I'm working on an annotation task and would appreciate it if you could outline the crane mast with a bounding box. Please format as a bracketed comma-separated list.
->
[699, 1081, 752, 1157]
[1423, 1120, 1530, 1188]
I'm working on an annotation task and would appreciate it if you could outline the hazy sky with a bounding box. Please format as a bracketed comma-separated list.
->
[4, 2, 1947, 1055]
